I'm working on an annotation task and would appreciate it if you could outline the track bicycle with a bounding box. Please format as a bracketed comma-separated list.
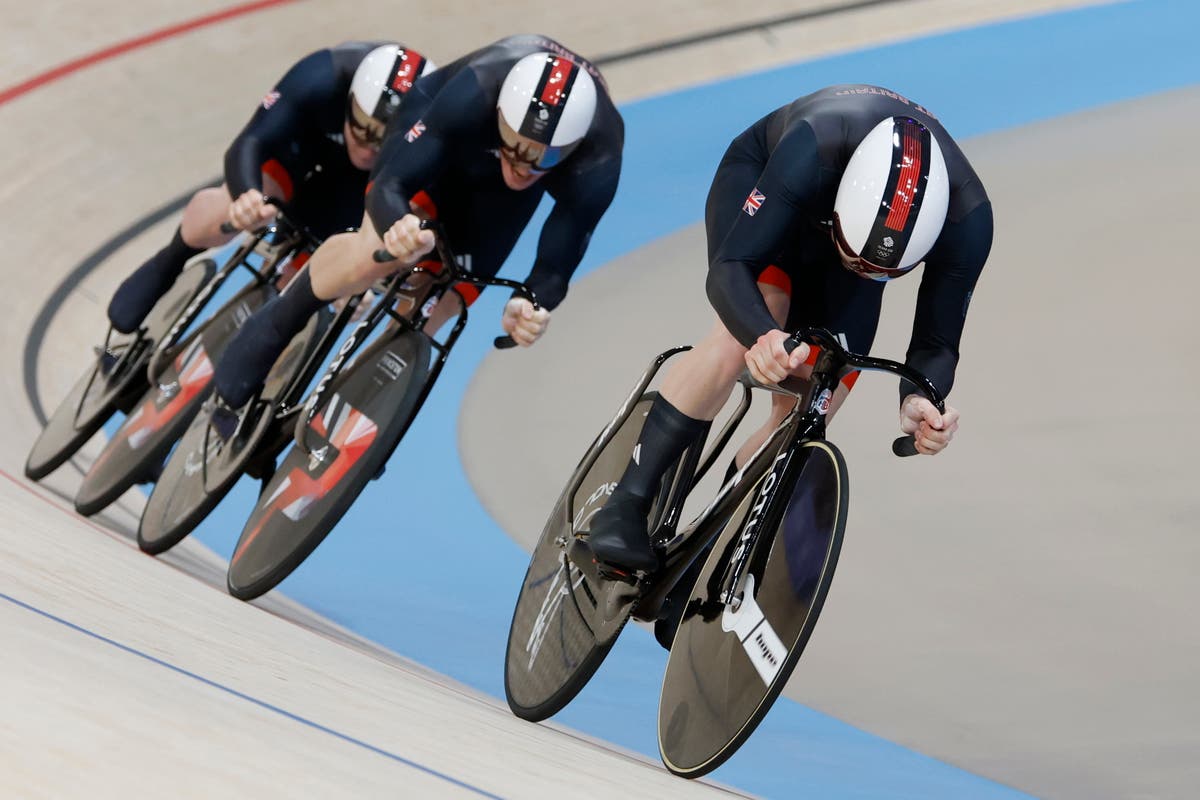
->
[503, 328, 941, 777]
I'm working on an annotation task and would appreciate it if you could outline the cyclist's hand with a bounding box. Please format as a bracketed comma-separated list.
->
[745, 330, 809, 384]
[501, 298, 550, 347]
[900, 394, 959, 455]
[228, 189, 276, 231]
[382, 213, 435, 264]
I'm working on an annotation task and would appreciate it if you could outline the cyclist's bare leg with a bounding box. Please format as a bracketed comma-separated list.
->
[308, 212, 391, 301]
[178, 174, 286, 249]
[108, 176, 280, 334]
[658, 282, 791, 421]
[421, 292, 463, 336]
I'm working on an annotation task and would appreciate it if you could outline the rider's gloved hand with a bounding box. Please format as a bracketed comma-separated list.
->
[900, 394, 959, 455]
[228, 189, 277, 231]
[501, 298, 550, 347]
[382, 213, 436, 264]
[745, 329, 809, 384]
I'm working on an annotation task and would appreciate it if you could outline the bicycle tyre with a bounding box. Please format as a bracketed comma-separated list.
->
[74, 283, 277, 516]
[503, 393, 661, 722]
[136, 308, 329, 554]
[24, 354, 138, 481]
[25, 259, 214, 480]
[657, 439, 849, 778]
[225, 327, 432, 600]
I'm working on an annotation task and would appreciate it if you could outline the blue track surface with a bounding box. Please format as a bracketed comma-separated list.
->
[168, 2, 1198, 796]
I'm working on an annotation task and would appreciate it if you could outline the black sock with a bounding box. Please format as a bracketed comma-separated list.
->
[213, 268, 326, 408]
[269, 267, 326, 340]
[611, 394, 708, 512]
[107, 227, 203, 333]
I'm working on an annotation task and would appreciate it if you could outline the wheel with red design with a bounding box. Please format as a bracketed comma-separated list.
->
[136, 307, 330, 554]
[73, 281, 278, 516]
[24, 259, 214, 481]
[226, 326, 432, 600]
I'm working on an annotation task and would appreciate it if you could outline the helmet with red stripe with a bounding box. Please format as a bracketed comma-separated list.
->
[497, 52, 597, 171]
[833, 116, 949, 281]
[347, 44, 435, 140]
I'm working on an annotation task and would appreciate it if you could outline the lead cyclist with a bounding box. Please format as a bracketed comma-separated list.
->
[585, 86, 995, 641]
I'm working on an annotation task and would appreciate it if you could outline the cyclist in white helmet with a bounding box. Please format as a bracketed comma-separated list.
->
[212, 34, 623, 415]
[586, 85, 994, 594]
[106, 41, 434, 334]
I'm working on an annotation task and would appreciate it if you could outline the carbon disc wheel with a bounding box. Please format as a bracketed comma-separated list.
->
[658, 439, 849, 778]
[503, 394, 662, 721]
[225, 328, 433, 600]
[137, 308, 330, 554]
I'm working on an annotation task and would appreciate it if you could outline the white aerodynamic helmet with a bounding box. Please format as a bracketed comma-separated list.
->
[497, 52, 597, 170]
[833, 116, 950, 281]
[347, 44, 435, 133]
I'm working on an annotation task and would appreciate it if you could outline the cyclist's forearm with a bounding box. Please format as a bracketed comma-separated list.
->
[706, 262, 779, 348]
[902, 347, 958, 404]
[224, 135, 266, 198]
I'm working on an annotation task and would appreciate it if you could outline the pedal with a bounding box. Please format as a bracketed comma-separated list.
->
[209, 403, 241, 443]
[96, 349, 119, 377]
[595, 561, 639, 585]
[568, 535, 649, 586]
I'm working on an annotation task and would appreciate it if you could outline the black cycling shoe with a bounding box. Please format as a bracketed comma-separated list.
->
[107, 267, 178, 334]
[587, 493, 658, 573]
[107, 231, 200, 334]
[95, 347, 120, 377]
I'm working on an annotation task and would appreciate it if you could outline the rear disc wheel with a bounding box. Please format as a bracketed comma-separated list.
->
[225, 328, 433, 600]
[504, 393, 666, 721]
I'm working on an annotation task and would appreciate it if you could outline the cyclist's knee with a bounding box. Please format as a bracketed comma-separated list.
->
[347, 225, 390, 284]
[697, 319, 750, 380]
[180, 185, 233, 245]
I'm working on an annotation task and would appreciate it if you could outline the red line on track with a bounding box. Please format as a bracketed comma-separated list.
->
[0, 466, 132, 545]
[0, 464, 504, 707]
[0, 0, 298, 108]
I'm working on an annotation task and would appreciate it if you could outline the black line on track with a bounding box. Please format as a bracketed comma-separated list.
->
[22, 1, 908, 420]
[22, 181, 217, 424]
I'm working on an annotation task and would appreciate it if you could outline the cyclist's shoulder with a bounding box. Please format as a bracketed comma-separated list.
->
[271, 46, 349, 103]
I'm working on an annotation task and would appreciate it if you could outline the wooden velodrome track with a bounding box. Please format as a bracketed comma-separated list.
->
[2, 1, 1176, 798]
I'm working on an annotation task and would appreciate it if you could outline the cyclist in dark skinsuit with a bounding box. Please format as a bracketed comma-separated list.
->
[586, 85, 994, 590]
[105, 40, 433, 334]
[211, 34, 624, 413]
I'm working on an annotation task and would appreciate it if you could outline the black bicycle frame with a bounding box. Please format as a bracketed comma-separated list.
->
[295, 222, 537, 455]
[632, 326, 946, 622]
[75, 329, 153, 424]
[146, 220, 309, 381]
[560, 346, 692, 534]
